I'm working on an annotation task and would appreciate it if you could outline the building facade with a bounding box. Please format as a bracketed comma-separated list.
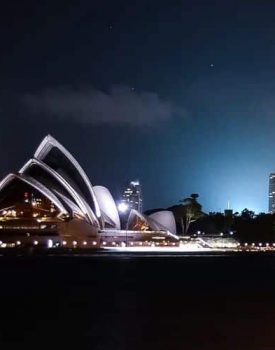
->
[269, 173, 275, 213]
[122, 180, 143, 212]
[0, 136, 179, 249]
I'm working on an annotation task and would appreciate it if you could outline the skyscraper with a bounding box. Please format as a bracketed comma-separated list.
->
[269, 173, 275, 213]
[121, 180, 143, 212]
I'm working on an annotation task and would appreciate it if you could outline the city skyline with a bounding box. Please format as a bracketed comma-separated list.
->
[1, 1, 275, 213]
[0, 133, 272, 215]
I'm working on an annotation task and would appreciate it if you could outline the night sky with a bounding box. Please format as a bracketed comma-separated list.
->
[0, 0, 275, 213]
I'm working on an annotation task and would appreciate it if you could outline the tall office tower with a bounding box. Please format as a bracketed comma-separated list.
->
[121, 180, 143, 212]
[269, 173, 275, 213]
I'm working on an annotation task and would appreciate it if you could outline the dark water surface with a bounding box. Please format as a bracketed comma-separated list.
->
[0, 253, 275, 349]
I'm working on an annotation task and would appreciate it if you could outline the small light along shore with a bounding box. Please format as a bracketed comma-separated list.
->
[0, 245, 275, 258]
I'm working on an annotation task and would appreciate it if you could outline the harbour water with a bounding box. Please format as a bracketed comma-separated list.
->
[0, 253, 275, 349]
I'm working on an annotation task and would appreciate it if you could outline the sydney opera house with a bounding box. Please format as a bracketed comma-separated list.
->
[0, 135, 180, 249]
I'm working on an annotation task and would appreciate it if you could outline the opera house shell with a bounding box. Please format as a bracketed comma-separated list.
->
[0, 135, 179, 249]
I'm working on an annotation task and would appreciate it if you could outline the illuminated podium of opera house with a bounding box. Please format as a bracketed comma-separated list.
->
[0, 135, 181, 249]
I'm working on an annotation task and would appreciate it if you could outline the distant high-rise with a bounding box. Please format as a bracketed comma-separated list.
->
[121, 180, 143, 212]
[269, 173, 275, 213]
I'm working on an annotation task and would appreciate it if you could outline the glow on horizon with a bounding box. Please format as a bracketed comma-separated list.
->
[229, 203, 263, 214]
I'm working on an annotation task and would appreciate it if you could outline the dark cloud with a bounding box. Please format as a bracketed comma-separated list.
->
[22, 85, 185, 126]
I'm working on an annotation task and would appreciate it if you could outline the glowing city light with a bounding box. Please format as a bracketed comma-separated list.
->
[1, 135, 274, 254]
[118, 202, 129, 213]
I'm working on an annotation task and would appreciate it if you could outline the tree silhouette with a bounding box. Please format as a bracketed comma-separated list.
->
[176, 194, 203, 235]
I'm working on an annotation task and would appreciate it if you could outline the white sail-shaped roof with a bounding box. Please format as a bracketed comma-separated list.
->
[127, 209, 150, 231]
[53, 190, 86, 219]
[20, 158, 98, 226]
[34, 135, 101, 225]
[93, 186, 120, 230]
[0, 173, 68, 218]
[148, 211, 177, 234]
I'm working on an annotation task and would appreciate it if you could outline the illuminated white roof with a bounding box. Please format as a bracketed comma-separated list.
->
[53, 190, 85, 219]
[0, 173, 68, 218]
[34, 135, 101, 225]
[148, 211, 177, 234]
[127, 209, 148, 230]
[126, 209, 179, 240]
[93, 186, 120, 230]
[19, 158, 99, 226]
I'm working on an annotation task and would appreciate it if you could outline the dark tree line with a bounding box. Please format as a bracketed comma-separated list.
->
[145, 195, 275, 242]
